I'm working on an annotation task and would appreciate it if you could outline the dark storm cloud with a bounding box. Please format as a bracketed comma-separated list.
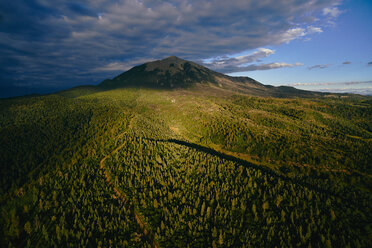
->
[0, 0, 341, 93]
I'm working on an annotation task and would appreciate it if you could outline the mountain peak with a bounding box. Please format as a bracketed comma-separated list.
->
[144, 55, 191, 72]
[100, 56, 219, 89]
[163, 55, 183, 61]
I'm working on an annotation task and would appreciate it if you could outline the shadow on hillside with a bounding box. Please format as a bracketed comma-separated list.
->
[144, 138, 351, 202]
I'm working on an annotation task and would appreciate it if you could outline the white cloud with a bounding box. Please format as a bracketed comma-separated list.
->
[203, 48, 303, 73]
[95, 62, 129, 72]
[276, 26, 323, 44]
[241, 62, 303, 71]
[236, 48, 276, 63]
[209, 61, 303, 73]
[95, 57, 156, 72]
[323, 7, 342, 17]
[71, 31, 99, 39]
[277, 28, 306, 43]
[307, 26, 323, 34]
[204, 48, 275, 70]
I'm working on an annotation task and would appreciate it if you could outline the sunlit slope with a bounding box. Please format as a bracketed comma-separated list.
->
[0, 87, 371, 247]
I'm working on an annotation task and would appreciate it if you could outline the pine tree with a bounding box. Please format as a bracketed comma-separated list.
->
[206, 207, 211, 219]
[201, 202, 206, 216]
[24, 221, 32, 235]
[218, 230, 224, 245]
[212, 226, 218, 238]
[262, 201, 269, 211]
[330, 209, 336, 221]
[281, 209, 286, 222]
[42, 225, 48, 241]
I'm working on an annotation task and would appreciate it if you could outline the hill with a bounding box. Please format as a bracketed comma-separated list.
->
[0, 57, 371, 247]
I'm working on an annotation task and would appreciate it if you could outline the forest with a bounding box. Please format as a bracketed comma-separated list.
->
[0, 86, 371, 247]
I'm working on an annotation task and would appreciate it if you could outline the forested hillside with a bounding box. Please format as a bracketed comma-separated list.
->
[1, 85, 371, 247]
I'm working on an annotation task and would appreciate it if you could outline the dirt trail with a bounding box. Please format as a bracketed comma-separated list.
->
[99, 116, 159, 248]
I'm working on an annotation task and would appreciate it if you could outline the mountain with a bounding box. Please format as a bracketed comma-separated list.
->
[99, 56, 320, 97]
[0, 57, 371, 247]
[99, 56, 221, 88]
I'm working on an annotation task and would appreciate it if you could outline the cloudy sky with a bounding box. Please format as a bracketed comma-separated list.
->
[0, 0, 371, 97]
